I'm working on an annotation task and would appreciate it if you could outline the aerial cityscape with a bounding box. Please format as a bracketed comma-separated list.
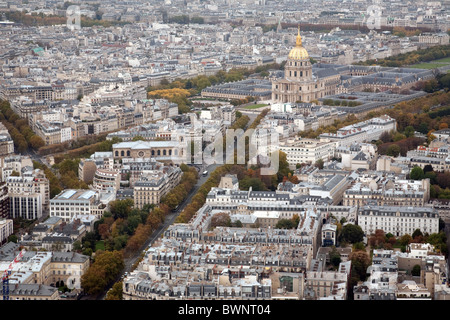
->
[0, 0, 450, 305]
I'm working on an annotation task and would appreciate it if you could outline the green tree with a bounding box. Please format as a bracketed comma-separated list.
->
[393, 132, 406, 141]
[7, 234, 18, 243]
[403, 126, 415, 138]
[29, 135, 45, 150]
[210, 212, 231, 228]
[350, 250, 371, 282]
[340, 224, 364, 244]
[162, 193, 180, 211]
[410, 166, 425, 180]
[386, 144, 401, 157]
[418, 122, 429, 135]
[81, 250, 124, 295]
[239, 177, 268, 191]
[315, 158, 324, 169]
[399, 234, 412, 246]
[277, 151, 292, 182]
[132, 135, 145, 141]
[105, 281, 123, 300]
[58, 158, 80, 176]
[180, 163, 190, 172]
[329, 246, 341, 268]
[412, 229, 423, 239]
[109, 199, 134, 219]
[275, 219, 296, 229]
[353, 242, 366, 251]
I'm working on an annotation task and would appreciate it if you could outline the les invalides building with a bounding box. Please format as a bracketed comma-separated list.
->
[271, 27, 340, 104]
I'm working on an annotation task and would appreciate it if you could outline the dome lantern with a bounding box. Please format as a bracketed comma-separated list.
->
[288, 25, 309, 60]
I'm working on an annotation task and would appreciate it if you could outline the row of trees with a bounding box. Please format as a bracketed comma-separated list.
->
[38, 135, 122, 161]
[80, 250, 124, 297]
[168, 15, 205, 24]
[230, 96, 256, 106]
[175, 164, 239, 224]
[0, 100, 45, 153]
[321, 98, 362, 107]
[357, 43, 450, 67]
[160, 164, 199, 211]
[368, 227, 447, 257]
[391, 27, 422, 38]
[382, 91, 450, 132]
[77, 200, 171, 295]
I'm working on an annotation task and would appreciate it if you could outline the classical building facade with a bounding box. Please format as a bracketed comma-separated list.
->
[358, 205, 440, 237]
[112, 140, 185, 163]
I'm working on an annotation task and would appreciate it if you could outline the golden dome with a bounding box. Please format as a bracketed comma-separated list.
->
[288, 26, 309, 60]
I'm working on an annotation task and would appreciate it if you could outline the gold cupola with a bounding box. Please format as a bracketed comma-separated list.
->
[288, 25, 309, 60]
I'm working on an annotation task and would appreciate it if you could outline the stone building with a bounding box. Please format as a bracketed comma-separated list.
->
[112, 140, 185, 164]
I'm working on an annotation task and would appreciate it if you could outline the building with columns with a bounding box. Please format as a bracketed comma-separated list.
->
[112, 140, 186, 164]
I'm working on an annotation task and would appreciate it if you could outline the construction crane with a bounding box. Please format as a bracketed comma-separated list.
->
[1, 249, 25, 300]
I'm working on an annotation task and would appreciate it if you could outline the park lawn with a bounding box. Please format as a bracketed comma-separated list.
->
[432, 57, 450, 63]
[245, 104, 269, 109]
[409, 57, 450, 69]
[409, 62, 446, 69]
[95, 240, 105, 251]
